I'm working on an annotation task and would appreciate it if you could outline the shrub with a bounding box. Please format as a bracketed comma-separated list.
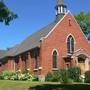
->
[68, 67, 80, 82]
[32, 75, 38, 81]
[46, 69, 69, 83]
[12, 73, 38, 81]
[45, 72, 53, 81]
[0, 70, 38, 81]
[45, 71, 61, 82]
[0, 74, 3, 80]
[10, 73, 18, 80]
[59, 69, 69, 84]
[85, 70, 90, 83]
[2, 70, 15, 80]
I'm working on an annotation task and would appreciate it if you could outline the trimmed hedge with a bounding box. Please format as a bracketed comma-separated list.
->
[29, 84, 90, 90]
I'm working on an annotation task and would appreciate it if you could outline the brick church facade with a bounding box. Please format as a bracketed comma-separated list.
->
[0, 0, 90, 80]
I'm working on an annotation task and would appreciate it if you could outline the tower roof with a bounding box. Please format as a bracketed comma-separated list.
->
[56, 0, 65, 5]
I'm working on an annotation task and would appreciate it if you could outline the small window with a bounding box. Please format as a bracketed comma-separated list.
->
[67, 35, 74, 53]
[69, 19, 71, 26]
[52, 51, 57, 68]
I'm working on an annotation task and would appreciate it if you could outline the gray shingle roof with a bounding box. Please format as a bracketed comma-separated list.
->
[0, 50, 7, 60]
[0, 45, 19, 59]
[0, 50, 6, 56]
[0, 21, 57, 59]
[14, 22, 57, 56]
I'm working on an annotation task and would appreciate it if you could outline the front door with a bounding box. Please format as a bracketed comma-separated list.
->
[78, 54, 87, 74]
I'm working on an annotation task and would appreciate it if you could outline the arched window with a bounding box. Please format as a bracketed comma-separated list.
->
[52, 51, 57, 68]
[67, 35, 74, 53]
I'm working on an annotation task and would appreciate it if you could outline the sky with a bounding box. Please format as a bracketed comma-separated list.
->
[0, 0, 90, 50]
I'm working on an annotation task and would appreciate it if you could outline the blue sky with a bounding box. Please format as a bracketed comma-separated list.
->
[0, 0, 90, 49]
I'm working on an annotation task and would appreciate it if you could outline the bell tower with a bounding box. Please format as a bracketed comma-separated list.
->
[55, 0, 67, 21]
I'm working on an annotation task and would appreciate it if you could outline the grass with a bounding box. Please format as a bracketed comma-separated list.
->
[0, 80, 90, 90]
[0, 80, 60, 90]
[0, 80, 53, 90]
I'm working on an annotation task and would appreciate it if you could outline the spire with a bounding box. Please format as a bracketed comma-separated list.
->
[55, 0, 67, 22]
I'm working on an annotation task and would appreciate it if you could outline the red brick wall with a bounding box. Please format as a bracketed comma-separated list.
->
[40, 12, 90, 76]
[0, 12, 90, 76]
[7, 59, 15, 71]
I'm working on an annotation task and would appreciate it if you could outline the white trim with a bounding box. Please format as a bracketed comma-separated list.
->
[69, 12, 90, 44]
[58, 7, 60, 14]
[75, 52, 89, 58]
[40, 11, 89, 45]
[61, 6, 63, 13]
[66, 34, 76, 53]
[33, 69, 38, 71]
[66, 33, 76, 44]
[74, 48, 90, 58]
[52, 68, 58, 71]
[74, 48, 85, 53]
[41, 11, 70, 39]
[51, 49, 59, 56]
[38, 67, 43, 70]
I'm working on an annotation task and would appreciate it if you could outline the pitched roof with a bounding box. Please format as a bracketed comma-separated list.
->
[0, 50, 6, 56]
[0, 21, 57, 59]
[14, 22, 57, 56]
[0, 50, 7, 60]
[0, 45, 19, 59]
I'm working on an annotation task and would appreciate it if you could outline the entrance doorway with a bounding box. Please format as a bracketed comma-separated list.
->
[77, 54, 87, 74]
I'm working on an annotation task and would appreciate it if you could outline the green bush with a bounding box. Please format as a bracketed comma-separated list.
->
[0, 74, 3, 80]
[0, 70, 38, 81]
[2, 70, 15, 80]
[45, 71, 61, 82]
[68, 67, 80, 82]
[10, 73, 18, 80]
[85, 70, 90, 83]
[45, 72, 53, 81]
[32, 75, 38, 81]
[59, 69, 69, 84]
[46, 69, 69, 83]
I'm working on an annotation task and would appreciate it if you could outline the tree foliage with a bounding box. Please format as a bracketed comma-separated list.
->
[75, 12, 90, 36]
[0, 1, 17, 25]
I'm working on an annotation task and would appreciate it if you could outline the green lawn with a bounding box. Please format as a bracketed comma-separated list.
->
[0, 80, 90, 90]
[0, 80, 47, 90]
[0, 80, 53, 90]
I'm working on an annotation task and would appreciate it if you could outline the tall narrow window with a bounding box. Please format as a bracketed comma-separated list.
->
[24, 54, 28, 70]
[34, 54, 38, 69]
[52, 51, 57, 68]
[67, 35, 74, 53]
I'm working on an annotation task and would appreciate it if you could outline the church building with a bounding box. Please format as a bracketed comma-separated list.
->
[0, 0, 90, 80]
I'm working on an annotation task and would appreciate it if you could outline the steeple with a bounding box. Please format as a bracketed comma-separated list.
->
[55, 0, 67, 21]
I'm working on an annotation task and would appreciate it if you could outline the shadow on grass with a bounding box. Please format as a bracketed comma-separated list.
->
[28, 84, 90, 90]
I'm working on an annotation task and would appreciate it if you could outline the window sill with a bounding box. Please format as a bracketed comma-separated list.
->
[33, 68, 38, 71]
[38, 67, 43, 70]
[52, 68, 58, 71]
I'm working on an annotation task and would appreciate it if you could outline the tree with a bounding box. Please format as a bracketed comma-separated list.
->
[0, 0, 17, 25]
[75, 12, 90, 40]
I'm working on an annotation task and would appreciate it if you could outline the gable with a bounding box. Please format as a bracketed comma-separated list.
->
[44, 11, 89, 45]
[42, 11, 90, 55]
